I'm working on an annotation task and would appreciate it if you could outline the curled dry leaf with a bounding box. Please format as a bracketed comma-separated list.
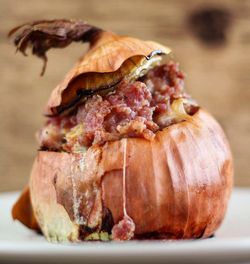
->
[8, 19, 102, 76]
[9, 19, 171, 116]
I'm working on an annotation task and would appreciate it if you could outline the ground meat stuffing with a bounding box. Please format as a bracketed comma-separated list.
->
[38, 62, 197, 152]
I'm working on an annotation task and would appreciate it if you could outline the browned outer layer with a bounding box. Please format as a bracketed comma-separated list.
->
[29, 109, 233, 241]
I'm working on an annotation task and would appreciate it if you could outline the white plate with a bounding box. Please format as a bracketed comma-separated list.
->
[0, 188, 250, 264]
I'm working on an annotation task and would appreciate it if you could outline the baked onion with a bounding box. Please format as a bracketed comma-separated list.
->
[10, 19, 233, 242]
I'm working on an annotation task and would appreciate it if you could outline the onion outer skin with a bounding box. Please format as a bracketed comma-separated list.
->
[28, 109, 233, 241]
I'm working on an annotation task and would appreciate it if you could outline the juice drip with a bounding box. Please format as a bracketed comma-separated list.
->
[122, 138, 128, 217]
[111, 138, 135, 240]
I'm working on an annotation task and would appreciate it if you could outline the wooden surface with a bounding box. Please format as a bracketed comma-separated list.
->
[0, 0, 249, 191]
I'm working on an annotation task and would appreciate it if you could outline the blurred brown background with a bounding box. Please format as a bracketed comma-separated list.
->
[0, 0, 249, 192]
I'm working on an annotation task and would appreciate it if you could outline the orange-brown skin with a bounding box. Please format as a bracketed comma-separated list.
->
[17, 109, 233, 241]
[12, 187, 40, 231]
[102, 109, 233, 238]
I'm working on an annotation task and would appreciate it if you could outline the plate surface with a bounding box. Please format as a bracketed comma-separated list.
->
[0, 188, 250, 264]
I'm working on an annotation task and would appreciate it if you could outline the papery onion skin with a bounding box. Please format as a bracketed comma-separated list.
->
[12, 187, 40, 231]
[24, 109, 233, 241]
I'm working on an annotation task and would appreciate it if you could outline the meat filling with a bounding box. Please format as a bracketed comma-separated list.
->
[38, 62, 198, 152]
